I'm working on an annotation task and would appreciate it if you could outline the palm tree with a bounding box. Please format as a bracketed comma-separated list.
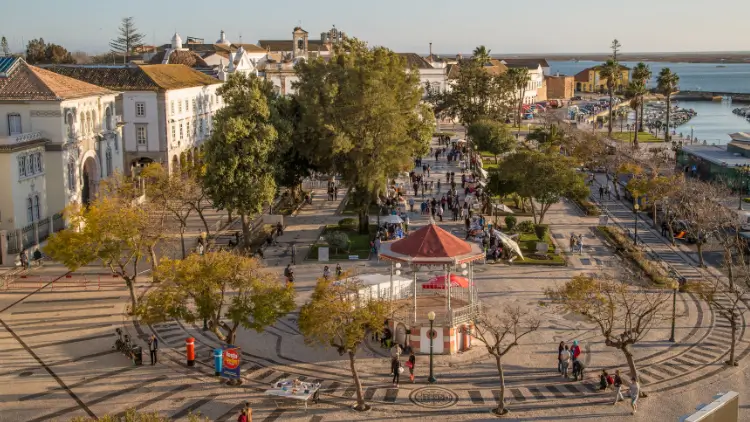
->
[598, 59, 620, 137]
[657, 68, 680, 142]
[625, 81, 647, 148]
[631, 63, 652, 134]
[473, 45, 491, 65]
[506, 67, 530, 128]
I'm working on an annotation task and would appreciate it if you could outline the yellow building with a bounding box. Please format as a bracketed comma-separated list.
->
[574, 65, 630, 93]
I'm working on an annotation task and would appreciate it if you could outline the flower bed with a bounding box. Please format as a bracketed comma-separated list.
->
[596, 225, 669, 285]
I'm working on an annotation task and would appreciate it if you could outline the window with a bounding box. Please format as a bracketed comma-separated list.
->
[8, 113, 21, 135]
[136, 126, 147, 145]
[18, 156, 26, 178]
[135, 102, 146, 117]
[171, 124, 176, 141]
[171, 101, 175, 115]
[179, 123, 184, 140]
[178, 101, 182, 113]
[185, 100, 188, 112]
[105, 148, 113, 177]
[297, 39, 304, 50]
[192, 99, 196, 111]
[186, 121, 191, 137]
[67, 161, 76, 190]
[105, 107, 112, 130]
[34, 153, 42, 173]
[33, 195, 40, 220]
[27, 198, 33, 223]
[87, 111, 92, 133]
[66, 112, 75, 137]
[92, 111, 98, 132]
[199, 119, 204, 135]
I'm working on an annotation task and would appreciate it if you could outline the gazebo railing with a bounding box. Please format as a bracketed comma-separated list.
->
[449, 302, 482, 326]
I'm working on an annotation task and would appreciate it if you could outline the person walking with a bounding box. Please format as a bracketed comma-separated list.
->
[569, 233, 577, 253]
[409, 197, 415, 213]
[407, 350, 416, 383]
[613, 369, 625, 405]
[148, 335, 158, 365]
[572, 359, 585, 381]
[599, 370, 610, 390]
[323, 266, 331, 280]
[577, 235, 584, 255]
[629, 376, 640, 414]
[571, 340, 582, 361]
[436, 205, 443, 222]
[391, 357, 401, 387]
[19, 250, 28, 270]
[557, 341, 565, 373]
[335, 263, 343, 279]
[560, 345, 571, 378]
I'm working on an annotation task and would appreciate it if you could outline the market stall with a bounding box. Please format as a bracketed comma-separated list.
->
[265, 379, 321, 410]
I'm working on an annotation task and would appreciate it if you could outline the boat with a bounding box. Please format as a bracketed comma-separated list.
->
[717, 65, 726, 68]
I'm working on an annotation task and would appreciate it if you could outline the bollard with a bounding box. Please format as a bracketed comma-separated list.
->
[214, 348, 223, 376]
[186, 337, 195, 367]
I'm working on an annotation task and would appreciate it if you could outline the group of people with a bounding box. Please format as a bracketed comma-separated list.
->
[18, 248, 42, 270]
[419, 196, 472, 222]
[569, 233, 585, 254]
[321, 263, 343, 280]
[558, 340, 641, 414]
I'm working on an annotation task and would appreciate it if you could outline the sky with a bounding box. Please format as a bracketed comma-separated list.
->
[2, 0, 747, 55]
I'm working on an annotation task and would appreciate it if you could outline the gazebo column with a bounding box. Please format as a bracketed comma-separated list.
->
[413, 266, 417, 324]
[446, 264, 451, 314]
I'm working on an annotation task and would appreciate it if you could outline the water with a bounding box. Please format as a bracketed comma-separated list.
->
[672, 100, 750, 145]
[549, 61, 750, 94]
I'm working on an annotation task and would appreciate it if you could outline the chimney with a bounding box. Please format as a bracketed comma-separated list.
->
[429, 42, 433, 62]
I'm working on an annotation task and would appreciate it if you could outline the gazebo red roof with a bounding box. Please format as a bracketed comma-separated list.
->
[390, 223, 471, 258]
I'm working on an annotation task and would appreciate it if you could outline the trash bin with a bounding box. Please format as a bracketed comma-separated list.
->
[131, 346, 143, 366]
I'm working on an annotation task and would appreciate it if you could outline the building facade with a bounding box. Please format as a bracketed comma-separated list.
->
[46, 64, 224, 175]
[545, 74, 575, 99]
[574, 65, 630, 93]
[0, 57, 124, 260]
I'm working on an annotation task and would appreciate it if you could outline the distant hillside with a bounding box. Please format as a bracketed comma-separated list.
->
[436, 51, 750, 64]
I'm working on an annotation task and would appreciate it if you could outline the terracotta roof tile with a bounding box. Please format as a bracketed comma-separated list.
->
[45, 64, 220, 91]
[149, 50, 209, 67]
[397, 53, 434, 70]
[390, 224, 471, 258]
[139, 65, 220, 90]
[0, 59, 114, 101]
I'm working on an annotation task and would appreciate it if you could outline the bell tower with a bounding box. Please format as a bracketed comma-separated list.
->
[292, 26, 308, 59]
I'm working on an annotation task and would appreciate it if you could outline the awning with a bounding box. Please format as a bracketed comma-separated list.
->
[422, 274, 471, 289]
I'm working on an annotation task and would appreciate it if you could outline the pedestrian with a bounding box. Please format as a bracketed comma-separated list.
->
[605, 185, 611, 199]
[391, 357, 401, 387]
[148, 334, 158, 365]
[560, 345, 571, 378]
[599, 370, 609, 390]
[572, 359, 585, 381]
[557, 341, 565, 373]
[576, 235, 584, 255]
[569, 233, 576, 253]
[661, 221, 668, 237]
[19, 250, 28, 270]
[336, 263, 343, 279]
[409, 197, 415, 213]
[437, 205, 443, 221]
[613, 369, 625, 405]
[374, 237, 382, 261]
[571, 340, 581, 361]
[237, 409, 248, 422]
[427, 165, 431, 177]
[629, 376, 640, 414]
[323, 266, 331, 280]
[407, 350, 416, 383]
[599, 186, 604, 199]
[284, 264, 294, 283]
[196, 243, 204, 256]
[437, 180, 441, 193]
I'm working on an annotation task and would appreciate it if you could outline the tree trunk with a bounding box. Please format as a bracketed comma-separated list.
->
[696, 242, 706, 267]
[226, 328, 237, 346]
[179, 226, 187, 259]
[652, 203, 658, 229]
[241, 213, 252, 249]
[639, 96, 645, 136]
[358, 209, 369, 235]
[125, 276, 137, 314]
[195, 206, 211, 238]
[494, 354, 508, 414]
[621, 344, 646, 396]
[608, 89, 614, 136]
[633, 106, 640, 149]
[665, 95, 672, 143]
[349, 350, 368, 411]
[148, 245, 159, 272]
[227, 209, 233, 222]
[729, 317, 737, 365]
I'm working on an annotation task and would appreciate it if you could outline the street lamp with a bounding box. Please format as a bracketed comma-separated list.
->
[633, 201, 640, 246]
[427, 310, 437, 384]
[669, 278, 678, 342]
[737, 165, 750, 210]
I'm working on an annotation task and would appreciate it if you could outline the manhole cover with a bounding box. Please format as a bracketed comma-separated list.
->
[409, 386, 458, 408]
[19, 371, 33, 377]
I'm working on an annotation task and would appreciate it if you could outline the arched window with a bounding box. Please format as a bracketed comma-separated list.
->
[79, 113, 85, 133]
[35, 152, 42, 173]
[105, 107, 112, 130]
[66, 112, 74, 138]
[86, 111, 92, 133]
[105, 147, 113, 177]
[92, 111, 98, 132]
[33, 195, 40, 220]
[67, 160, 76, 191]
[27, 197, 33, 223]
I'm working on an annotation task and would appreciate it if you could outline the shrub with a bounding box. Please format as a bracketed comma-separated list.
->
[534, 224, 549, 241]
[504, 215, 517, 231]
[338, 218, 357, 230]
[325, 231, 350, 254]
[517, 220, 535, 233]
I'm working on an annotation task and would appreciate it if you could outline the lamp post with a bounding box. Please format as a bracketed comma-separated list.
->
[669, 279, 678, 343]
[633, 200, 640, 245]
[427, 310, 437, 384]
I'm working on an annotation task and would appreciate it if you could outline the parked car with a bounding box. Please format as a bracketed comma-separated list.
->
[572, 95, 583, 101]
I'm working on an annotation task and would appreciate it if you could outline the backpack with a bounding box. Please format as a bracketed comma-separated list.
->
[237, 413, 248, 422]
[606, 375, 614, 385]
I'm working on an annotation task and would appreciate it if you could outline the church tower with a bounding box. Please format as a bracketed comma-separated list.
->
[292, 27, 308, 59]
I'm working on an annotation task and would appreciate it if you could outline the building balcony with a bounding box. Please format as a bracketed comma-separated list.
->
[0, 131, 44, 146]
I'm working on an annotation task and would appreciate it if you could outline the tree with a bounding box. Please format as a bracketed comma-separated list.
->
[525, 125, 566, 150]
[632, 63, 652, 135]
[473, 306, 540, 415]
[545, 273, 671, 393]
[110, 17, 145, 64]
[24, 38, 75, 65]
[294, 39, 433, 233]
[466, 118, 516, 163]
[268, 94, 316, 200]
[657, 68, 680, 143]
[598, 59, 620, 137]
[505, 67, 530, 127]
[44, 195, 160, 312]
[298, 276, 388, 411]
[472, 45, 491, 64]
[1, 36, 9, 57]
[136, 251, 295, 346]
[625, 81, 647, 148]
[611, 39, 622, 61]
[202, 73, 278, 248]
[496, 150, 588, 224]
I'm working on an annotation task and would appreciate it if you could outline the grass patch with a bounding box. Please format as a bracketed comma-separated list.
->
[610, 132, 664, 143]
[275, 192, 309, 216]
[596, 226, 669, 285]
[512, 232, 566, 266]
[307, 224, 375, 261]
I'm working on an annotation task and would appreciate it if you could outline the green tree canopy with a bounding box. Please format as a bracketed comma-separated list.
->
[496, 150, 588, 223]
[137, 251, 295, 346]
[202, 73, 278, 247]
[467, 118, 516, 163]
[110, 17, 145, 63]
[294, 39, 434, 232]
[657, 68, 680, 143]
[25, 38, 75, 64]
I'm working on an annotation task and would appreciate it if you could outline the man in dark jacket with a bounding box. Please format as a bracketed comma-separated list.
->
[148, 335, 158, 365]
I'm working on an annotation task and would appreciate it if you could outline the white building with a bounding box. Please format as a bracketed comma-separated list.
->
[398, 53, 448, 97]
[46, 64, 224, 175]
[0, 57, 124, 260]
[500, 59, 548, 104]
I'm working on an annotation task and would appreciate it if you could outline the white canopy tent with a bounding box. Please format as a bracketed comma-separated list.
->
[340, 273, 414, 302]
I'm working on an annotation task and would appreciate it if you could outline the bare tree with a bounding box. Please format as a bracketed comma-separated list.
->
[695, 275, 747, 367]
[545, 273, 671, 395]
[473, 305, 540, 416]
[110, 17, 145, 64]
